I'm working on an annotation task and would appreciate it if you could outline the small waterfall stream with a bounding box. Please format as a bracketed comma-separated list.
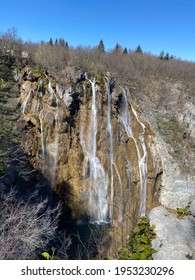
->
[38, 80, 60, 185]
[131, 106, 148, 216]
[39, 109, 46, 163]
[21, 90, 32, 114]
[119, 89, 148, 216]
[105, 78, 123, 222]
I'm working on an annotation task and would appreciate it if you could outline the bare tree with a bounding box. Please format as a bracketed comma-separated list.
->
[75, 224, 111, 260]
[0, 188, 62, 260]
[0, 27, 22, 57]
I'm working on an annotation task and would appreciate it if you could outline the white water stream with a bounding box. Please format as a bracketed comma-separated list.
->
[105, 78, 123, 222]
[119, 89, 148, 216]
[21, 90, 32, 114]
[80, 78, 109, 223]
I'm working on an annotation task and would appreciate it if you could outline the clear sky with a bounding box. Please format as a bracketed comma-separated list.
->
[0, 0, 194, 61]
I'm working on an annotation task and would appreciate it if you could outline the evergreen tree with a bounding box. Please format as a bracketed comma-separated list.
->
[48, 37, 53, 46]
[123, 47, 128, 54]
[65, 41, 69, 49]
[59, 38, 65, 47]
[55, 38, 58, 45]
[114, 43, 122, 53]
[164, 52, 170, 60]
[135, 44, 143, 54]
[97, 39, 105, 53]
[159, 50, 165, 59]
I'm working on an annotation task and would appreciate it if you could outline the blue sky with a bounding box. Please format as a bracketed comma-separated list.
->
[0, 0, 194, 61]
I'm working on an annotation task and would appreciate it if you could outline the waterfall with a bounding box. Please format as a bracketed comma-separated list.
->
[119, 89, 148, 216]
[80, 78, 109, 224]
[48, 80, 54, 97]
[105, 78, 123, 222]
[39, 108, 59, 185]
[131, 106, 148, 216]
[39, 109, 45, 162]
[48, 80, 59, 106]
[21, 90, 31, 114]
[46, 112, 59, 185]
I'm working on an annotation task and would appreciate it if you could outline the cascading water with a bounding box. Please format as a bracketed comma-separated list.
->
[105, 78, 123, 222]
[39, 109, 46, 163]
[38, 80, 60, 185]
[46, 112, 59, 185]
[18, 65, 163, 257]
[80, 78, 109, 223]
[131, 106, 148, 216]
[21, 90, 31, 114]
[119, 89, 148, 216]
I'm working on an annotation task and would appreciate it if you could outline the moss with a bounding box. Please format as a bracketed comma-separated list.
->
[176, 207, 191, 219]
[31, 66, 45, 80]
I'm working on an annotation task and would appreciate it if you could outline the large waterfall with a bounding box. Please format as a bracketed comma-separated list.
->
[20, 69, 152, 227]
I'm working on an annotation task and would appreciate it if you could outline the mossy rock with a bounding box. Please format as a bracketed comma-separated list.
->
[31, 68, 45, 80]
[24, 115, 40, 128]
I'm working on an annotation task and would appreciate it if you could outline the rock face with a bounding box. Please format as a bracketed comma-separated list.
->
[136, 81, 195, 210]
[18, 66, 163, 248]
[153, 136, 195, 209]
[135, 79, 195, 259]
[149, 206, 195, 260]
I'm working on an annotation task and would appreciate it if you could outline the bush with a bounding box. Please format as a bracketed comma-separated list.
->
[118, 217, 156, 260]
[0, 189, 61, 259]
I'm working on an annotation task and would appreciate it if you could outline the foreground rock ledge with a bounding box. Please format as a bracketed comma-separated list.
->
[149, 206, 195, 260]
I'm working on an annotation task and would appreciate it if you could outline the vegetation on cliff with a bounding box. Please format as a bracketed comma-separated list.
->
[118, 217, 156, 260]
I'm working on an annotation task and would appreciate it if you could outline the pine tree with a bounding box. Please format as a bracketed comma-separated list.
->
[55, 38, 58, 45]
[48, 37, 53, 46]
[65, 41, 69, 49]
[59, 38, 65, 47]
[135, 44, 143, 54]
[159, 50, 165, 59]
[114, 43, 122, 53]
[164, 52, 170, 60]
[97, 39, 105, 53]
[123, 47, 128, 54]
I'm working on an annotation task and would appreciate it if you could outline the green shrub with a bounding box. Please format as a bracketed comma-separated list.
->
[118, 217, 156, 260]
[176, 207, 191, 219]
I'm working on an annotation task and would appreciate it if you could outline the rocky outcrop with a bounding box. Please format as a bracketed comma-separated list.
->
[135, 79, 195, 259]
[149, 206, 195, 260]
